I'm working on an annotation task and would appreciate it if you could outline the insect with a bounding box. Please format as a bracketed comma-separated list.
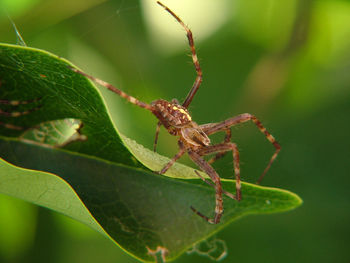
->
[71, 1, 281, 224]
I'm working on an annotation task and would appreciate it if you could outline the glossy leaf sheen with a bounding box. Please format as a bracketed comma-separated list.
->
[0, 44, 302, 262]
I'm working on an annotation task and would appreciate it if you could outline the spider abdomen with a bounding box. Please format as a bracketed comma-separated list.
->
[151, 99, 192, 127]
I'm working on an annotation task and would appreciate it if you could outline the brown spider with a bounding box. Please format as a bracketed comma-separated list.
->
[71, 1, 281, 224]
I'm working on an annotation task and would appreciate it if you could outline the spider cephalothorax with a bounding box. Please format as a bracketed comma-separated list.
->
[151, 99, 210, 147]
[70, 1, 281, 224]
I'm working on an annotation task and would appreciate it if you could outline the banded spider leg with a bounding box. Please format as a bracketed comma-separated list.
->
[153, 1, 202, 152]
[200, 113, 281, 186]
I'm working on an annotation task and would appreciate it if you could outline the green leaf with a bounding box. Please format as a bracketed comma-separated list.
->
[0, 43, 302, 262]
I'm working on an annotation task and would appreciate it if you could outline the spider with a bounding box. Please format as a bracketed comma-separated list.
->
[71, 1, 281, 224]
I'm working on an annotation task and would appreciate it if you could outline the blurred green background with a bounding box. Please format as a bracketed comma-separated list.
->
[0, 0, 349, 262]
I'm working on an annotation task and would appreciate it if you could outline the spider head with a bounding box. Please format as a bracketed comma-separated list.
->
[150, 99, 210, 146]
[181, 123, 210, 147]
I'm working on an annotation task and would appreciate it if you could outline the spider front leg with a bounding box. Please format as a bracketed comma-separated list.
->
[204, 113, 281, 184]
[157, 141, 186, 174]
[208, 129, 232, 164]
[197, 142, 242, 201]
[194, 170, 237, 200]
[200, 124, 232, 164]
[157, 2, 202, 109]
[70, 68, 153, 111]
[187, 150, 224, 224]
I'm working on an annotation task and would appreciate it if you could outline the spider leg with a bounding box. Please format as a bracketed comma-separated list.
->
[187, 150, 223, 224]
[194, 170, 237, 200]
[157, 2, 202, 109]
[200, 124, 232, 164]
[203, 113, 281, 184]
[153, 121, 162, 152]
[208, 129, 232, 164]
[70, 67, 153, 111]
[197, 142, 241, 201]
[157, 141, 186, 174]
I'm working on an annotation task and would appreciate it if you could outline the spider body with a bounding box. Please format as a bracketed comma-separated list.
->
[71, 1, 281, 224]
[151, 99, 192, 128]
[150, 99, 210, 147]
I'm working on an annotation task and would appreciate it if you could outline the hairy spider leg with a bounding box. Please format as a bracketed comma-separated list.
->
[70, 68, 153, 111]
[157, 143, 186, 174]
[158, 145, 237, 201]
[208, 129, 232, 164]
[156, 2, 202, 109]
[187, 150, 223, 224]
[202, 113, 281, 184]
[197, 142, 241, 201]
[194, 171, 237, 200]
[157, 140, 232, 223]
[198, 124, 232, 164]
[153, 1, 203, 152]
